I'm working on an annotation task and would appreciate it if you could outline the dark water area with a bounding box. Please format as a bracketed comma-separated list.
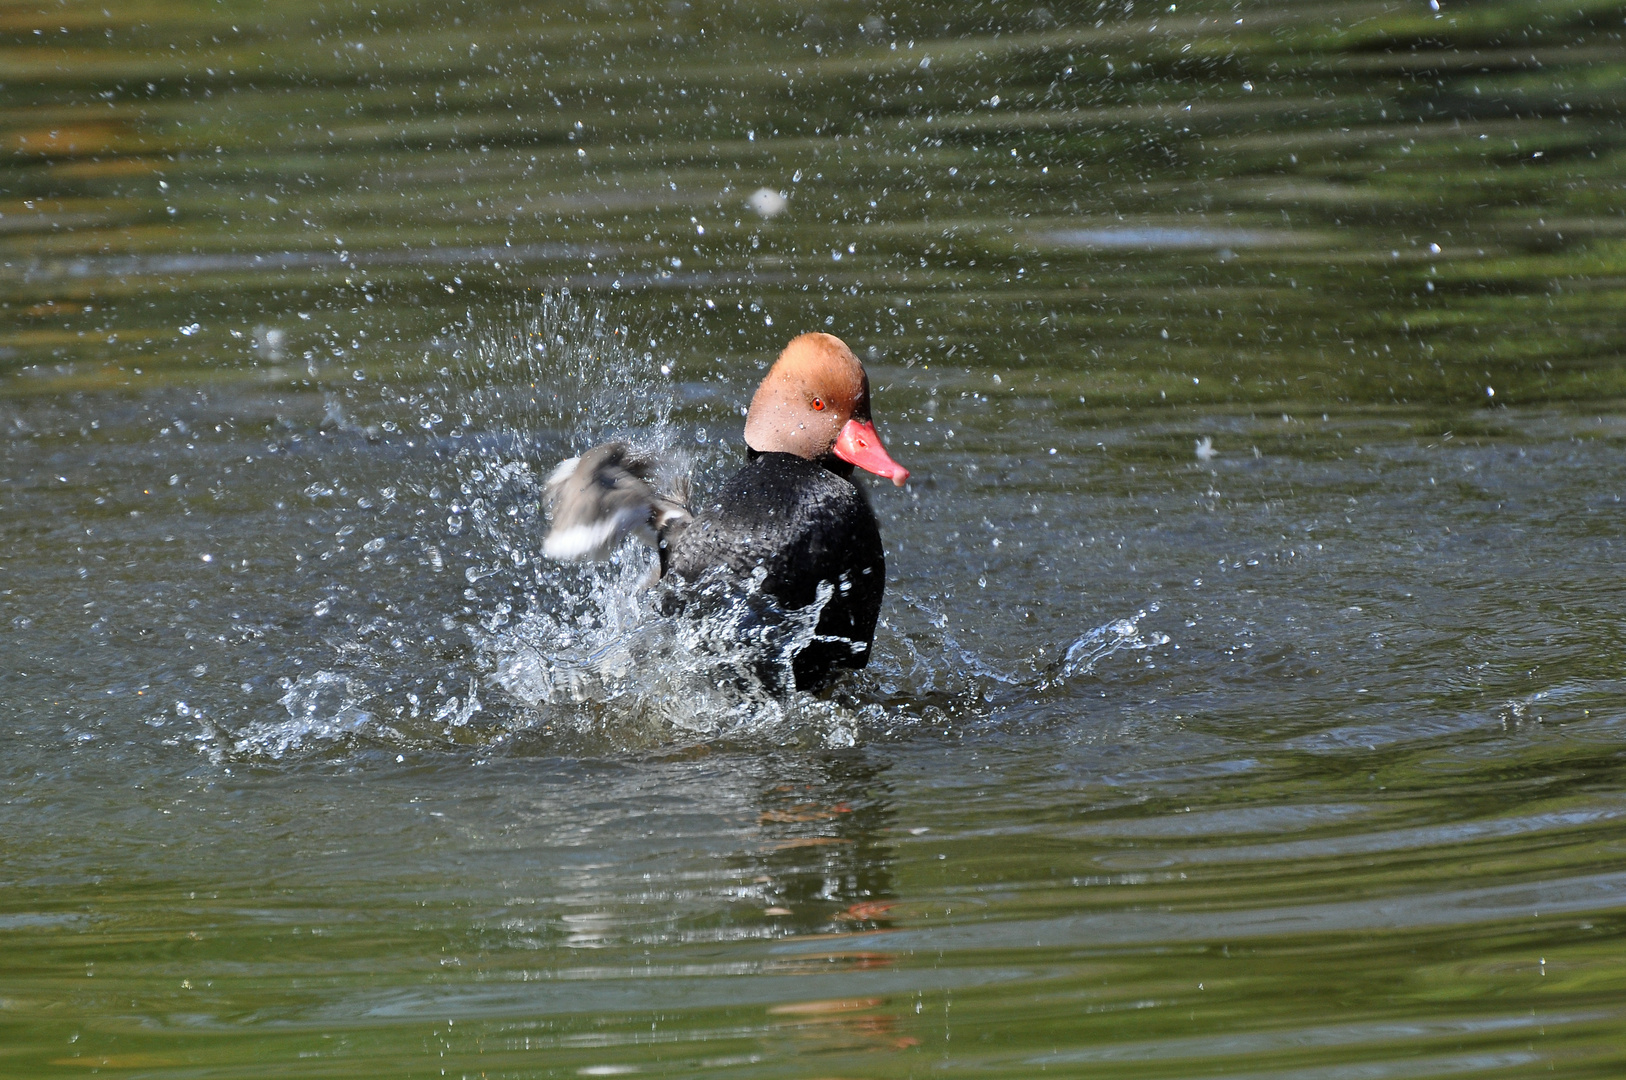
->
[5, 1, 1626, 1077]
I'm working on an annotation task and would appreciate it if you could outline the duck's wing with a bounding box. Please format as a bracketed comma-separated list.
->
[542, 442, 691, 561]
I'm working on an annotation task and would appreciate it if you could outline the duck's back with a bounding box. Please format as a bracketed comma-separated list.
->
[660, 451, 885, 689]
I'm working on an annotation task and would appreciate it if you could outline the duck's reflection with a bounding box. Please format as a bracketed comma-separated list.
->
[737, 750, 898, 938]
[738, 753, 923, 1055]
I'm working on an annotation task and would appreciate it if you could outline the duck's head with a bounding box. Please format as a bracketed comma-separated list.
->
[743, 332, 910, 486]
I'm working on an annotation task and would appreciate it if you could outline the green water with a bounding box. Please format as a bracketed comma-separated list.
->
[4, 1, 1626, 1077]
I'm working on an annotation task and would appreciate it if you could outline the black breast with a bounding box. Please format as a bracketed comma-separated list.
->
[659, 452, 886, 691]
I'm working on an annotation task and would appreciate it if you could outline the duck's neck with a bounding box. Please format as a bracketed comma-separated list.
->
[745, 445, 856, 479]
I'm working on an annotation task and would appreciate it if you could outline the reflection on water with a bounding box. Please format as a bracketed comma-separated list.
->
[5, 1, 1626, 1077]
[746, 754, 899, 938]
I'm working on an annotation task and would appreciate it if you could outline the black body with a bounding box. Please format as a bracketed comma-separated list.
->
[659, 451, 885, 691]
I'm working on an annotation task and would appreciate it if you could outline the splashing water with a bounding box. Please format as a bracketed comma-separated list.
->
[201, 293, 1165, 759]
[384, 291, 693, 588]
[231, 672, 380, 758]
[1053, 605, 1172, 682]
[481, 564, 860, 751]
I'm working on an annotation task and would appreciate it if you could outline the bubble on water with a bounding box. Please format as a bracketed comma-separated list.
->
[748, 188, 787, 218]
[252, 324, 286, 361]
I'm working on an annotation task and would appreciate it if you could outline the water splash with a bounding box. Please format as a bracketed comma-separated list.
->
[1053, 606, 1172, 681]
[837, 593, 1019, 726]
[481, 563, 860, 751]
[200, 294, 1164, 759]
[229, 672, 382, 758]
[206, 292, 868, 756]
[383, 291, 692, 595]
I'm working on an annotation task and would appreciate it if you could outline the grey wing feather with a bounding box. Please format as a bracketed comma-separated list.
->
[542, 442, 691, 561]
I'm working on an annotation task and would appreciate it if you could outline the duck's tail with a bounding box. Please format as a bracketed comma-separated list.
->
[542, 442, 692, 562]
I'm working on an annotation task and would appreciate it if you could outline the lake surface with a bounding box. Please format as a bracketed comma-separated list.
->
[4, 1, 1626, 1076]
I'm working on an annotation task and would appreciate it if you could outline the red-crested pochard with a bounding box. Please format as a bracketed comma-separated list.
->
[543, 332, 908, 690]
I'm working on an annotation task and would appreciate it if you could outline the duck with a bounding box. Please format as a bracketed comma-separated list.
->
[542, 332, 909, 691]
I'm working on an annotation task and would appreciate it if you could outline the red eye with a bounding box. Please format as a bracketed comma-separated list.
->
[812, 398, 826, 411]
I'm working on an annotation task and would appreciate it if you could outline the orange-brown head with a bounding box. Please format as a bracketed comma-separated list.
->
[742, 333, 909, 485]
